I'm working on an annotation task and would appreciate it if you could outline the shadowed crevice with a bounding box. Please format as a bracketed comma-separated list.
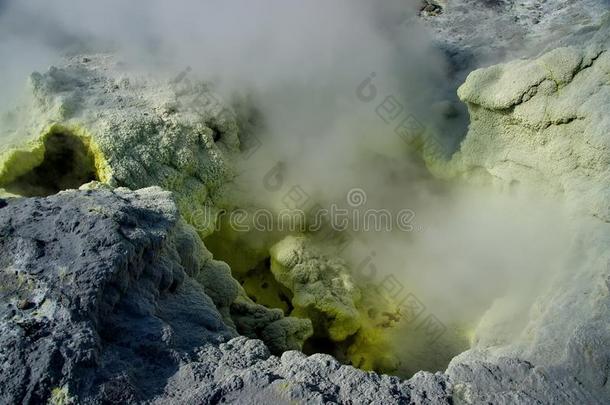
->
[3, 132, 98, 197]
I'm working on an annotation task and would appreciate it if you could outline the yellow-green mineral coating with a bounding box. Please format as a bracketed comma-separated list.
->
[0, 124, 111, 196]
[1, 55, 240, 236]
[269, 235, 403, 372]
[0, 55, 410, 373]
[270, 235, 362, 342]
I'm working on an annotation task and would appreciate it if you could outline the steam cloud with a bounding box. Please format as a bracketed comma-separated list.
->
[0, 0, 576, 375]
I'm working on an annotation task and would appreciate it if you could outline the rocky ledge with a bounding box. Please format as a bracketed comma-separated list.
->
[2, 186, 606, 404]
[0, 188, 452, 404]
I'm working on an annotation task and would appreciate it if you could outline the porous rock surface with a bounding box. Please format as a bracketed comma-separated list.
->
[0, 54, 240, 236]
[0, 188, 452, 404]
[420, 0, 610, 77]
[449, 21, 610, 221]
[0, 8, 609, 405]
[270, 235, 402, 373]
[435, 18, 610, 405]
[271, 236, 362, 343]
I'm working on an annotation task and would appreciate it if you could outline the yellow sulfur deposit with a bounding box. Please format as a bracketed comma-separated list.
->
[0, 124, 110, 196]
[269, 235, 402, 373]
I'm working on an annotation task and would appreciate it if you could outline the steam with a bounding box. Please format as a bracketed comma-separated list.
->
[0, 0, 577, 374]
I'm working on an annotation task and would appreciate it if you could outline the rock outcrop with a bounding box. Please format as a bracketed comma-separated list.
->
[420, 0, 610, 77]
[270, 235, 401, 373]
[0, 187, 231, 403]
[448, 23, 610, 220]
[0, 188, 451, 404]
[0, 55, 240, 237]
[432, 18, 610, 405]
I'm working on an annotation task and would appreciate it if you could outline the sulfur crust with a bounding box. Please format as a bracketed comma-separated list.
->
[269, 235, 404, 373]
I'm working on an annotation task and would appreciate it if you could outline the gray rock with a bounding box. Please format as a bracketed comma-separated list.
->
[419, 0, 610, 78]
[0, 189, 452, 404]
[0, 187, 233, 403]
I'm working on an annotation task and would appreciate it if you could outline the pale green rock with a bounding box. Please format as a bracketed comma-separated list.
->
[440, 26, 610, 401]
[270, 235, 362, 342]
[447, 43, 610, 221]
[0, 54, 241, 237]
[269, 235, 404, 373]
[457, 59, 548, 110]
